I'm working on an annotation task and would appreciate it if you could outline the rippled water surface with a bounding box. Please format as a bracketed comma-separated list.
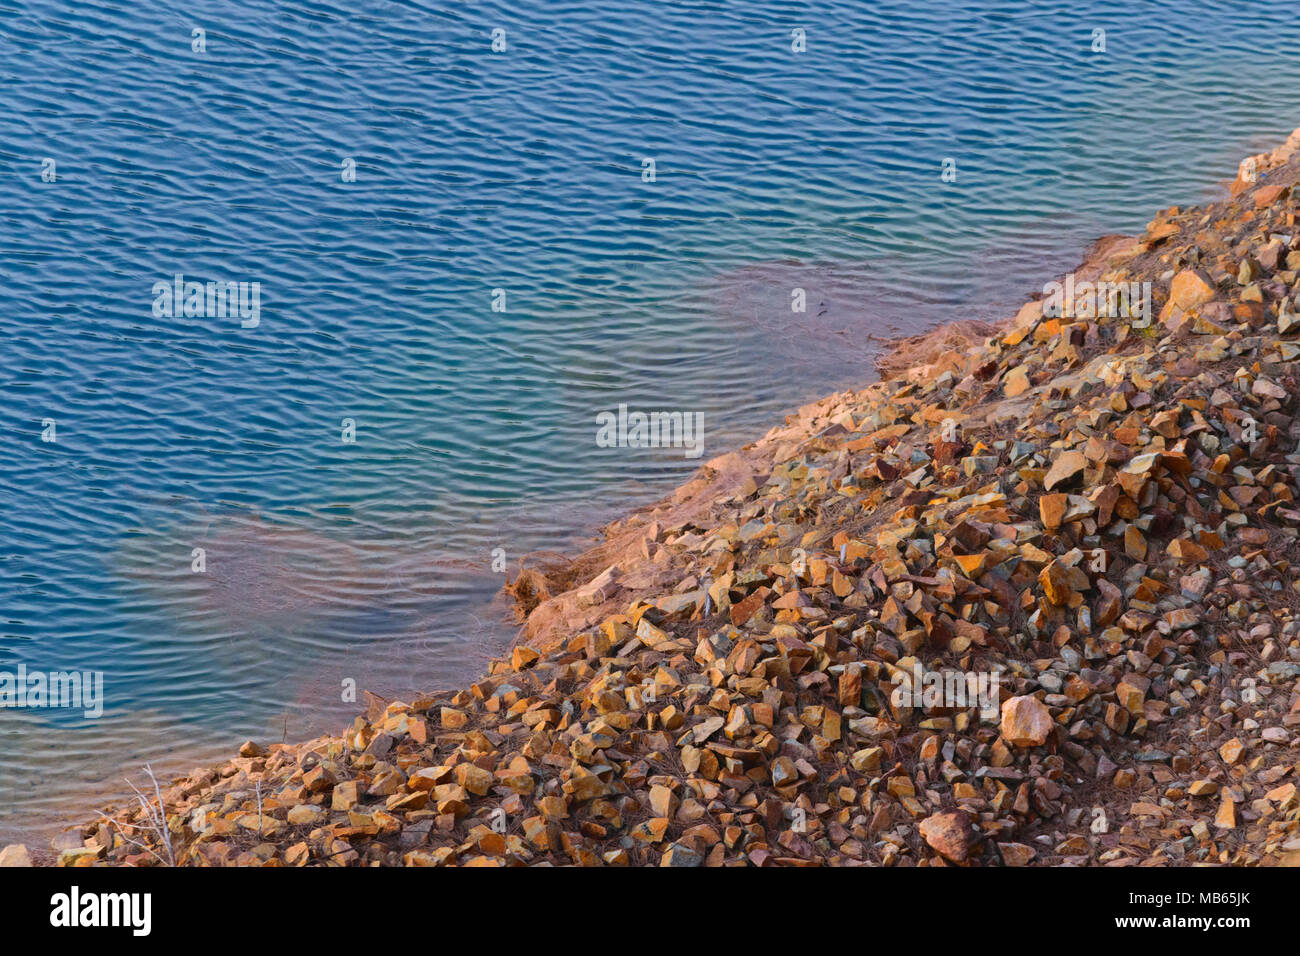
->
[3, 0, 1300, 842]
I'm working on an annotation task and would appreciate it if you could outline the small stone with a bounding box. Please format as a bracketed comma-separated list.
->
[1124, 525, 1147, 561]
[650, 784, 680, 818]
[1166, 269, 1217, 313]
[1215, 799, 1236, 829]
[1115, 675, 1148, 714]
[919, 811, 974, 863]
[303, 764, 337, 793]
[1220, 738, 1245, 765]
[660, 842, 704, 867]
[0, 844, 32, 867]
[1043, 451, 1087, 491]
[1039, 561, 1073, 606]
[770, 756, 798, 789]
[287, 805, 325, 826]
[1253, 377, 1287, 400]
[1255, 184, 1291, 207]
[511, 646, 540, 670]
[850, 747, 883, 772]
[332, 780, 361, 811]
[838, 663, 862, 708]
[630, 818, 670, 843]
[1039, 493, 1068, 530]
[997, 842, 1035, 866]
[1000, 695, 1053, 747]
[1003, 366, 1031, 397]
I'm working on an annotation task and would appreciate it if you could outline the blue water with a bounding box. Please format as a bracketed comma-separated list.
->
[2, 0, 1300, 840]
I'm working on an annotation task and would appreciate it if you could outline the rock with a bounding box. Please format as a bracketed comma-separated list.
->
[330, 780, 361, 811]
[58, 847, 103, 866]
[850, 747, 882, 772]
[1039, 493, 1068, 530]
[1115, 675, 1148, 714]
[303, 764, 337, 793]
[1043, 451, 1087, 491]
[49, 831, 85, 857]
[0, 844, 32, 867]
[1003, 366, 1031, 397]
[630, 818, 670, 843]
[838, 663, 862, 707]
[440, 707, 468, 729]
[1219, 738, 1245, 765]
[1166, 269, 1217, 313]
[1000, 695, 1053, 747]
[649, 785, 679, 818]
[287, 805, 325, 826]
[660, 842, 704, 867]
[770, 756, 798, 789]
[1124, 525, 1147, 561]
[511, 646, 540, 670]
[1039, 560, 1073, 606]
[997, 842, 1035, 866]
[1255, 184, 1291, 207]
[1215, 799, 1236, 829]
[919, 811, 974, 863]
[1253, 377, 1287, 400]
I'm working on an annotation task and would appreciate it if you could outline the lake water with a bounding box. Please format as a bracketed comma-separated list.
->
[2, 0, 1299, 843]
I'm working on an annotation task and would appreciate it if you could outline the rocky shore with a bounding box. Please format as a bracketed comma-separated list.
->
[14, 126, 1300, 867]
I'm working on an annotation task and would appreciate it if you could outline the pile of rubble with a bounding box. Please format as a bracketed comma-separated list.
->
[22, 129, 1300, 867]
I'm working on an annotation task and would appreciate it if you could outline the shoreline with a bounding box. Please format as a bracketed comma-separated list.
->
[13, 124, 1300, 867]
[500, 230, 1153, 652]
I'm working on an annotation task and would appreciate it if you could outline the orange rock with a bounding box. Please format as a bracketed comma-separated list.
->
[1124, 525, 1147, 561]
[1215, 798, 1236, 830]
[1000, 695, 1052, 747]
[997, 842, 1036, 866]
[630, 817, 670, 843]
[1219, 737, 1245, 765]
[1168, 538, 1209, 562]
[919, 811, 974, 863]
[1166, 269, 1217, 313]
[1038, 561, 1073, 606]
[1003, 366, 1031, 397]
[1044, 450, 1087, 491]
[511, 646, 540, 670]
[1039, 493, 1068, 530]
[1255, 184, 1291, 208]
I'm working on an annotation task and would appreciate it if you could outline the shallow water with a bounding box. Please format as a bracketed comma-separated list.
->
[2, 0, 1300, 844]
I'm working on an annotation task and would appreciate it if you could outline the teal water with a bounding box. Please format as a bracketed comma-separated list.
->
[2, 0, 1300, 840]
